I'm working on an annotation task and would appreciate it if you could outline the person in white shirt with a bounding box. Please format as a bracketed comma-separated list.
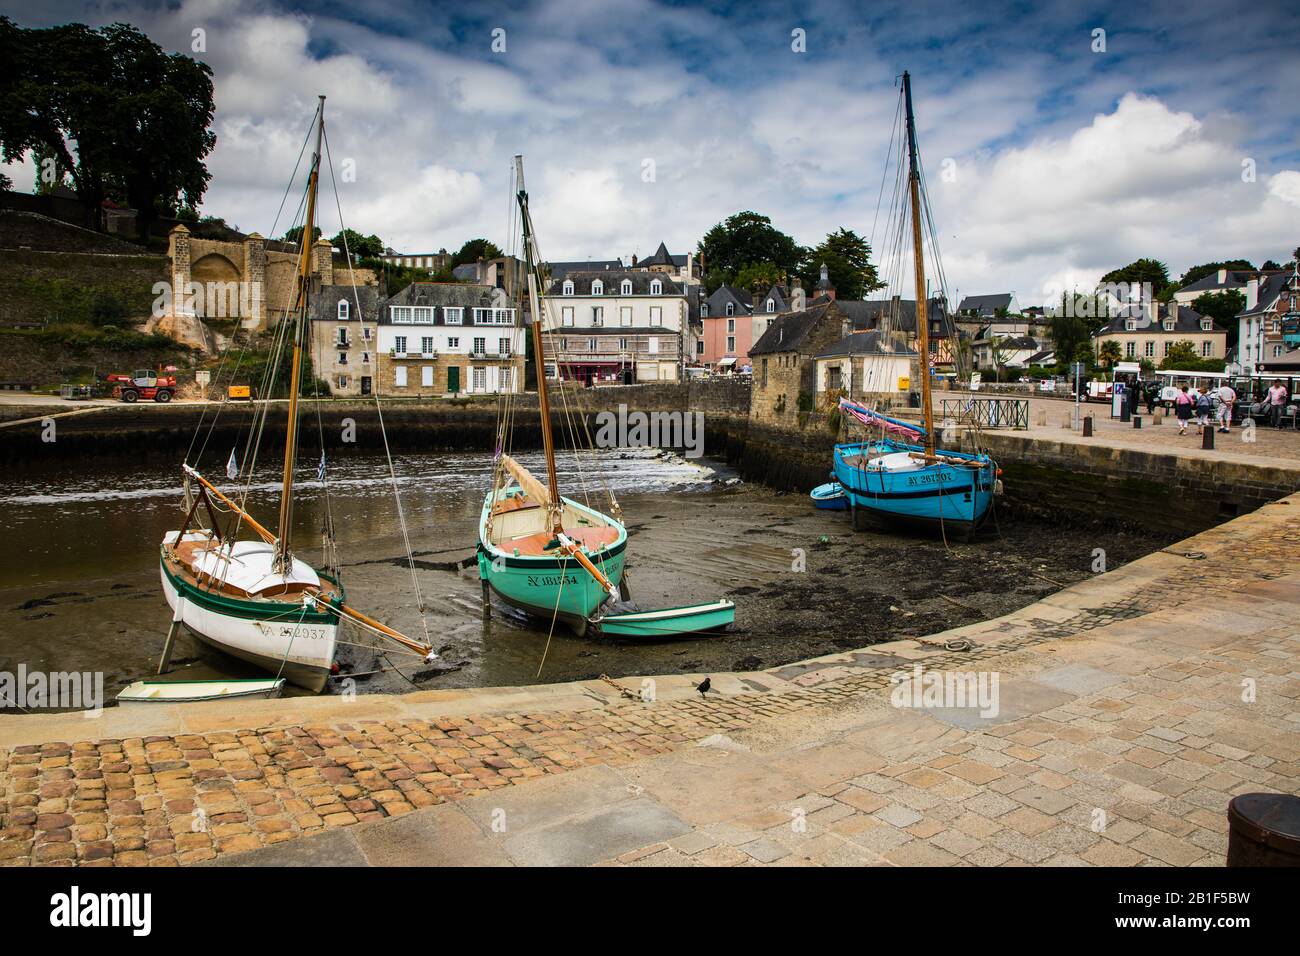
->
[1267, 380, 1289, 429]
[1216, 384, 1236, 433]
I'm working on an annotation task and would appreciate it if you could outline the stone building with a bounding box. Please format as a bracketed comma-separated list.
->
[309, 283, 381, 396]
[748, 300, 853, 422]
[374, 283, 525, 397]
[814, 330, 917, 408]
[1093, 302, 1227, 364]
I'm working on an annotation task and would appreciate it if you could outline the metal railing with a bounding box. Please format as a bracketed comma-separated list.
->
[940, 397, 1029, 430]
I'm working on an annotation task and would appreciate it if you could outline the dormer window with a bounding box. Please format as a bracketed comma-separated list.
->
[592, 279, 604, 296]
[620, 279, 632, 295]
[726, 302, 735, 317]
[701, 303, 709, 317]
[650, 279, 662, 295]
[1125, 319, 1136, 332]
[1200, 319, 1212, 331]
[1163, 319, 1174, 331]
[561, 280, 575, 297]
[337, 299, 349, 320]
[766, 299, 775, 313]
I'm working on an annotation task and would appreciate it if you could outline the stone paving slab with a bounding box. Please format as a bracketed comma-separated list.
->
[1, 491, 1297, 867]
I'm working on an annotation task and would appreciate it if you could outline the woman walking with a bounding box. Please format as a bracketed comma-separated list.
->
[1194, 386, 1213, 435]
[1174, 384, 1194, 435]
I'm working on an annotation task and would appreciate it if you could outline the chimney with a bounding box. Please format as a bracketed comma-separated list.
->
[1217, 268, 1227, 284]
[632, 253, 638, 267]
[842, 319, 850, 339]
[1245, 277, 1259, 311]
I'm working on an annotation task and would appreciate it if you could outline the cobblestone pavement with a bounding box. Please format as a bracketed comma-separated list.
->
[1, 494, 1297, 867]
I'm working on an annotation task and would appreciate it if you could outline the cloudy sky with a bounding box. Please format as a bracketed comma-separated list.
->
[4, 0, 1298, 305]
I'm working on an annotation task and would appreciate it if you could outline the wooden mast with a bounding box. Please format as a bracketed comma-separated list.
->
[902, 72, 936, 458]
[276, 95, 325, 570]
[513, 155, 563, 533]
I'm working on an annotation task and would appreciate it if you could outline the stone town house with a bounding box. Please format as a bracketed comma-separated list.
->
[310, 283, 381, 396]
[375, 283, 526, 397]
[748, 300, 853, 422]
[1093, 302, 1226, 365]
[1237, 268, 1300, 376]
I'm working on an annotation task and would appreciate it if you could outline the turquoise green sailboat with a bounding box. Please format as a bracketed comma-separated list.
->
[476, 156, 732, 640]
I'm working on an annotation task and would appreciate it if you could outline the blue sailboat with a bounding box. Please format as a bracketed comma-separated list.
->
[830, 72, 1000, 538]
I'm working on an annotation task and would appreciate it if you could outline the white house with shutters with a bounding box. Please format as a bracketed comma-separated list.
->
[374, 283, 526, 396]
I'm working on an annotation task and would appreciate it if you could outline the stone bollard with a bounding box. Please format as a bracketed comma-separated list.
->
[1227, 793, 1300, 866]
[1133, 416, 1142, 429]
[1082, 416, 1093, 437]
[1202, 426, 1215, 450]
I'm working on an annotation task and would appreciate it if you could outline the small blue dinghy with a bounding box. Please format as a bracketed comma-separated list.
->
[810, 481, 849, 510]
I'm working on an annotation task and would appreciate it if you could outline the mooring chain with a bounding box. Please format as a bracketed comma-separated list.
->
[598, 673, 641, 701]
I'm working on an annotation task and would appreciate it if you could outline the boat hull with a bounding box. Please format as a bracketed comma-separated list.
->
[811, 481, 849, 510]
[477, 493, 626, 634]
[833, 441, 996, 535]
[597, 600, 735, 638]
[117, 678, 286, 704]
[159, 553, 338, 693]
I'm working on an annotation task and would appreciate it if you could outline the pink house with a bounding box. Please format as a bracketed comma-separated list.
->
[700, 284, 753, 370]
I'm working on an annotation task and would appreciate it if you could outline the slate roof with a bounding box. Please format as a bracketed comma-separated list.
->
[1237, 271, 1298, 318]
[636, 241, 680, 269]
[757, 283, 790, 313]
[544, 259, 624, 280]
[704, 284, 752, 316]
[546, 270, 683, 296]
[377, 283, 505, 325]
[750, 301, 836, 355]
[1096, 304, 1222, 335]
[1177, 270, 1253, 296]
[310, 283, 380, 323]
[816, 329, 917, 359]
[956, 293, 1014, 315]
[834, 297, 953, 336]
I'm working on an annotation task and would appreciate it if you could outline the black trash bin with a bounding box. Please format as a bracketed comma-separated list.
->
[1226, 793, 1300, 866]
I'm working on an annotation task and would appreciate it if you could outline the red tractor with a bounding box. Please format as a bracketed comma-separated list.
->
[108, 368, 177, 403]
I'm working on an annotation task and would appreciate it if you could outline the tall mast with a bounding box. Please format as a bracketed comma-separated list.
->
[902, 72, 936, 457]
[276, 94, 325, 570]
[513, 155, 563, 532]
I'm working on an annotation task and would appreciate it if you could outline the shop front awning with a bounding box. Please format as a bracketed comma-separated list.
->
[717, 357, 737, 366]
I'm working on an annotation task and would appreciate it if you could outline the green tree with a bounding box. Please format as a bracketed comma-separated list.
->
[698, 211, 802, 292]
[796, 228, 882, 301]
[281, 225, 322, 246]
[0, 19, 215, 239]
[1099, 258, 1175, 301]
[734, 261, 785, 293]
[1190, 290, 1243, 348]
[1177, 260, 1254, 288]
[1046, 296, 1105, 366]
[1098, 340, 1122, 368]
[452, 238, 503, 266]
[1159, 340, 1199, 369]
[330, 229, 383, 260]
[1262, 260, 1282, 271]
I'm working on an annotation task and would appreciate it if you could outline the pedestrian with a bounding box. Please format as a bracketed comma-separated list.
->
[1216, 382, 1237, 433]
[1194, 386, 1213, 434]
[1174, 384, 1194, 435]
[1267, 379, 1289, 429]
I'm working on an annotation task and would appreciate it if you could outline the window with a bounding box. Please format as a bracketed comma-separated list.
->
[761, 357, 768, 387]
[498, 337, 511, 357]
[336, 327, 349, 345]
[619, 337, 628, 350]
[560, 338, 567, 350]
[767, 299, 775, 313]
[562, 280, 574, 296]
[447, 337, 460, 349]
[696, 340, 704, 354]
[726, 336, 735, 352]
[422, 366, 434, 387]
[588, 337, 597, 352]
[592, 279, 604, 296]
[620, 306, 632, 326]
[1145, 341, 1154, 357]
[412, 306, 433, 323]
[650, 279, 662, 295]
[767, 318, 775, 329]
[649, 306, 662, 326]
[391, 306, 413, 323]
[473, 367, 487, 391]
[473, 308, 492, 323]
[1201, 341, 1213, 357]
[1200, 319, 1212, 331]
[648, 336, 658, 354]
[1163, 320, 1174, 331]
[361, 352, 370, 365]
[726, 302, 735, 317]
[562, 306, 574, 326]
[394, 335, 407, 355]
[1124, 319, 1136, 331]
[394, 366, 408, 387]
[421, 336, 434, 355]
[727, 318, 735, 333]
[620, 279, 632, 295]
[445, 307, 463, 325]
[362, 327, 372, 340]
[337, 374, 348, 389]
[337, 351, 347, 365]
[701, 303, 709, 317]
[1163, 342, 1172, 355]
[1274, 345, 1285, 358]
[1125, 341, 1136, 358]
[473, 336, 486, 355]
[592, 307, 603, 326]
[338, 299, 349, 320]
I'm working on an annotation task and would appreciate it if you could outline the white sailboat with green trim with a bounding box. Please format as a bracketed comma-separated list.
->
[158, 96, 436, 693]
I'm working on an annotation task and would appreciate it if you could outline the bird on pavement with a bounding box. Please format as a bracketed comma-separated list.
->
[695, 677, 711, 697]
